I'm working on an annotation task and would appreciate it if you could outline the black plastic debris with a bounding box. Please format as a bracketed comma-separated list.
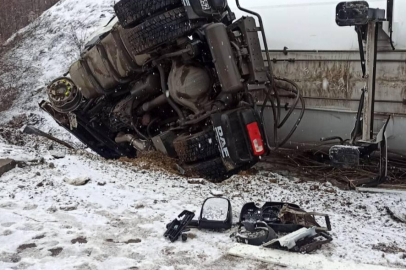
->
[164, 210, 195, 242]
[236, 201, 333, 253]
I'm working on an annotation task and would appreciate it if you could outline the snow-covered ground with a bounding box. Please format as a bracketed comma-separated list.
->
[0, 141, 406, 270]
[1, 0, 118, 142]
[1, 0, 406, 269]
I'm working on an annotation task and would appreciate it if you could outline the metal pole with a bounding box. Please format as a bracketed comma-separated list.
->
[362, 22, 379, 141]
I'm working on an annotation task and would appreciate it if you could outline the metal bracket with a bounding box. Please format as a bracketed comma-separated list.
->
[362, 116, 390, 187]
[355, 25, 367, 78]
[350, 116, 391, 187]
[164, 210, 195, 242]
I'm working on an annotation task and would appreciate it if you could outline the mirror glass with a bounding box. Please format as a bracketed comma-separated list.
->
[201, 198, 229, 221]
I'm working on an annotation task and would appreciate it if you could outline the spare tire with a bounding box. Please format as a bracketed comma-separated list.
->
[184, 158, 228, 183]
[174, 129, 219, 163]
[120, 7, 204, 56]
[114, 0, 182, 28]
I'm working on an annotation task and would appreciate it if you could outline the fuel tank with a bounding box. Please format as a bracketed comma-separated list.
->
[69, 25, 149, 99]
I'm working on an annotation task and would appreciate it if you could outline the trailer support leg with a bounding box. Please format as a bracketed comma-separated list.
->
[362, 22, 379, 141]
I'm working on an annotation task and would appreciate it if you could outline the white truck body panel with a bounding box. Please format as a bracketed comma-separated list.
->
[229, 0, 406, 50]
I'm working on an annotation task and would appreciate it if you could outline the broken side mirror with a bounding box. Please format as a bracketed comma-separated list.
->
[192, 197, 232, 230]
[336, 1, 385, 27]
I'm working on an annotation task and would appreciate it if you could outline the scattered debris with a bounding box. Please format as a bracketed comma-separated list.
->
[278, 204, 331, 231]
[164, 197, 233, 243]
[50, 150, 66, 159]
[236, 201, 333, 253]
[23, 204, 38, 210]
[357, 187, 406, 195]
[264, 228, 333, 253]
[176, 164, 186, 175]
[49, 247, 63, 257]
[264, 227, 317, 250]
[372, 243, 406, 254]
[46, 206, 57, 213]
[0, 252, 21, 263]
[71, 237, 87, 244]
[187, 179, 206, 185]
[210, 189, 224, 197]
[324, 187, 337, 194]
[164, 210, 195, 242]
[49, 162, 55, 169]
[64, 177, 90, 186]
[36, 180, 53, 187]
[32, 234, 45, 240]
[239, 202, 302, 233]
[60, 204, 78, 211]
[228, 244, 402, 270]
[0, 159, 16, 177]
[386, 207, 406, 224]
[23, 126, 74, 149]
[97, 181, 106, 186]
[125, 239, 142, 244]
[17, 243, 37, 253]
[236, 221, 277, 246]
[133, 204, 144, 209]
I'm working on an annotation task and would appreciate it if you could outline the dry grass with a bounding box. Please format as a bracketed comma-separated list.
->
[120, 151, 180, 175]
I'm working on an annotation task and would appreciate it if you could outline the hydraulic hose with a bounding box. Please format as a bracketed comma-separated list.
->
[274, 78, 301, 129]
[276, 95, 305, 149]
[260, 77, 306, 150]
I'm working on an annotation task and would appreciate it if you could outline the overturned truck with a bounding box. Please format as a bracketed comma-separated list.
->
[41, 0, 305, 181]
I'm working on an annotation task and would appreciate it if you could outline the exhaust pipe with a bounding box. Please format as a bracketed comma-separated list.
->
[115, 133, 149, 151]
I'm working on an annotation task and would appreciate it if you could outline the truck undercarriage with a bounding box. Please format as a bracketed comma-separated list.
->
[41, 0, 305, 181]
[42, 0, 393, 185]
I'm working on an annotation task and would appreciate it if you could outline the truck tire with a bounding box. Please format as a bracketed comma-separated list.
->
[114, 0, 182, 29]
[174, 129, 219, 163]
[121, 7, 204, 55]
[184, 158, 228, 183]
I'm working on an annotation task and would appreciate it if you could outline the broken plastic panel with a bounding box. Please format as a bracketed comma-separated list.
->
[262, 227, 333, 253]
[278, 204, 332, 232]
[236, 221, 277, 246]
[263, 227, 317, 249]
[239, 202, 303, 233]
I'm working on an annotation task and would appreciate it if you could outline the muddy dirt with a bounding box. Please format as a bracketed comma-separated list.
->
[120, 152, 180, 176]
[48, 247, 63, 257]
[17, 243, 37, 253]
[71, 237, 87, 244]
[372, 243, 406, 254]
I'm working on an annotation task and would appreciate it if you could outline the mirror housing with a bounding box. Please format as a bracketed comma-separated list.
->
[336, 1, 385, 26]
[198, 197, 232, 230]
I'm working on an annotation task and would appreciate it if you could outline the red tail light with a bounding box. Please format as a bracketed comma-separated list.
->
[246, 122, 265, 156]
